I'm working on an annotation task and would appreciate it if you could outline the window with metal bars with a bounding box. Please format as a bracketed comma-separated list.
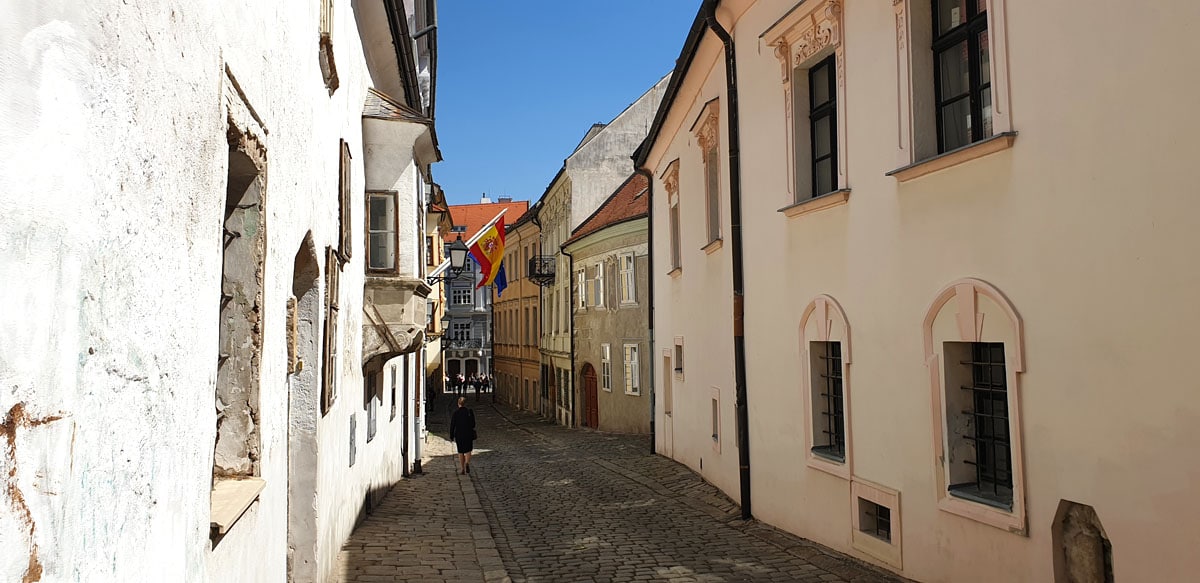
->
[811, 341, 845, 462]
[932, 0, 992, 153]
[858, 499, 892, 543]
[948, 341, 1013, 509]
[809, 55, 838, 198]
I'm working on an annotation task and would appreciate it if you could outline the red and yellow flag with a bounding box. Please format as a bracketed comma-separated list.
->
[468, 217, 505, 289]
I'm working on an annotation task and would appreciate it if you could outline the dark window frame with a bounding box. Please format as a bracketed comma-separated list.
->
[932, 0, 991, 153]
[949, 341, 1014, 509]
[808, 54, 838, 198]
[812, 341, 846, 462]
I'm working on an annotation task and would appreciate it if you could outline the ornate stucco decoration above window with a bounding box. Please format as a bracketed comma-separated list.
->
[662, 159, 680, 207]
[763, 0, 846, 204]
[691, 100, 720, 155]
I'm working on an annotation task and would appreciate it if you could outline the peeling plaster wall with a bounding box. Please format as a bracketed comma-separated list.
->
[0, 0, 423, 581]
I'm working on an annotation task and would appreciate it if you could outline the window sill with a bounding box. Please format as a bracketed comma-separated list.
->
[667, 267, 682, 278]
[805, 445, 850, 480]
[701, 238, 723, 255]
[887, 132, 1017, 182]
[625, 391, 641, 396]
[210, 477, 266, 535]
[778, 189, 850, 218]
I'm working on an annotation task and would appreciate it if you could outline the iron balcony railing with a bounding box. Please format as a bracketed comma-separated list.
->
[529, 255, 556, 287]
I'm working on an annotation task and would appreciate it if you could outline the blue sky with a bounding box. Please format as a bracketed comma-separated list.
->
[434, 1, 700, 206]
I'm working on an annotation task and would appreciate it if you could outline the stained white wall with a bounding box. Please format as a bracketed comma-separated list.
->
[0, 0, 429, 581]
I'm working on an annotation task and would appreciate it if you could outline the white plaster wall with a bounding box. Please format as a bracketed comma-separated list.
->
[647, 48, 740, 502]
[0, 0, 429, 581]
[648, 1, 1200, 582]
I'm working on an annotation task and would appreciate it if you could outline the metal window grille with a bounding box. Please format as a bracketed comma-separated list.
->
[860, 499, 892, 543]
[951, 342, 1013, 508]
[812, 341, 845, 461]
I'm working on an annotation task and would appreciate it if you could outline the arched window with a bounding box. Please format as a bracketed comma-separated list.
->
[923, 278, 1026, 534]
[798, 294, 852, 480]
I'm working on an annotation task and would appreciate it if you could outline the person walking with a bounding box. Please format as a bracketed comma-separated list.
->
[448, 396, 476, 474]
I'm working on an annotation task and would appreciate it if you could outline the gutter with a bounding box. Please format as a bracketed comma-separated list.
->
[383, 0, 423, 111]
[704, 3, 752, 522]
[634, 167, 656, 454]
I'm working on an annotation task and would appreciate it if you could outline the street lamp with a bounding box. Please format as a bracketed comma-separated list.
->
[426, 236, 470, 285]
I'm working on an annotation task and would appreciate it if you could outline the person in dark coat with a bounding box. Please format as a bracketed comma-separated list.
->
[449, 397, 476, 474]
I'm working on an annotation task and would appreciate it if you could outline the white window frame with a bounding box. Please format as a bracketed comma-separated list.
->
[366, 191, 398, 272]
[592, 263, 605, 308]
[623, 343, 640, 395]
[619, 252, 636, 305]
[452, 288, 472, 305]
[577, 270, 586, 310]
[600, 344, 612, 392]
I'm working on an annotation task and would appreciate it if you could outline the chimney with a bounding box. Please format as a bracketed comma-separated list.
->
[498, 196, 513, 203]
[480, 193, 492, 204]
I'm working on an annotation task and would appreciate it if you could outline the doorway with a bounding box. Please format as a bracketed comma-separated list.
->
[582, 363, 598, 428]
[287, 234, 320, 582]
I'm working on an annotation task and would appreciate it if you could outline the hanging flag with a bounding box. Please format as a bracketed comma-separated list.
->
[494, 261, 508, 297]
[468, 216, 505, 289]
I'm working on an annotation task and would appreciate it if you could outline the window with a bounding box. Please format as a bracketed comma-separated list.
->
[367, 192, 396, 271]
[601, 344, 612, 392]
[800, 295, 852, 478]
[366, 371, 377, 443]
[215, 118, 267, 479]
[808, 55, 838, 197]
[692, 100, 721, 245]
[322, 247, 340, 414]
[924, 278, 1026, 533]
[858, 499, 891, 543]
[810, 341, 845, 462]
[850, 480, 902, 568]
[450, 225, 467, 234]
[390, 366, 397, 421]
[591, 263, 604, 307]
[673, 337, 684, 377]
[452, 288, 471, 305]
[576, 270, 586, 309]
[318, 0, 338, 92]
[622, 344, 640, 395]
[337, 140, 352, 261]
[890, 0, 1013, 180]
[765, 2, 849, 210]
[933, 0, 992, 152]
[454, 322, 472, 342]
[711, 391, 720, 446]
[946, 342, 1012, 508]
[426, 236, 435, 266]
[619, 253, 636, 304]
[662, 160, 681, 271]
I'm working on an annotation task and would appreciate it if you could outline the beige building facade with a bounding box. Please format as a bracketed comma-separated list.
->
[640, 0, 1200, 581]
[492, 206, 544, 414]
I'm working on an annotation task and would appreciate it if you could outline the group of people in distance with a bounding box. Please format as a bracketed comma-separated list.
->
[447, 373, 491, 395]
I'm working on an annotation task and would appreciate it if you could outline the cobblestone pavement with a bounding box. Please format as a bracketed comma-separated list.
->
[337, 396, 905, 583]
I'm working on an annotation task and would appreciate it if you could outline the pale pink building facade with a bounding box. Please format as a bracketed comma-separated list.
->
[639, 0, 1200, 581]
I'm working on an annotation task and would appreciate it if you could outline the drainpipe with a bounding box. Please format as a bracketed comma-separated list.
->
[705, 3, 751, 521]
[635, 167, 656, 454]
[562, 246, 577, 429]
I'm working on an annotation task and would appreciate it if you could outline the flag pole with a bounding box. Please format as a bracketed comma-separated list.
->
[428, 208, 508, 278]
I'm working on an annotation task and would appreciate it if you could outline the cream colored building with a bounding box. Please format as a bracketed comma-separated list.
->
[639, 0, 1200, 581]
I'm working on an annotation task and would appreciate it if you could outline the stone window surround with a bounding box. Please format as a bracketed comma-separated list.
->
[710, 387, 722, 454]
[618, 252, 637, 306]
[690, 98, 722, 248]
[662, 159, 683, 276]
[889, 0, 1015, 181]
[850, 478, 903, 569]
[764, 0, 850, 216]
[923, 277, 1027, 534]
[798, 294, 853, 481]
[673, 335, 685, 381]
[601, 343, 612, 392]
[623, 343, 641, 396]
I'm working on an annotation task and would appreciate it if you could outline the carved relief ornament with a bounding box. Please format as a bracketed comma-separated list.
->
[662, 159, 680, 204]
[693, 103, 720, 154]
[766, 0, 843, 84]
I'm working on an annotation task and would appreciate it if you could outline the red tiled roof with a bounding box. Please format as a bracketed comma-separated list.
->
[443, 200, 530, 244]
[564, 173, 649, 247]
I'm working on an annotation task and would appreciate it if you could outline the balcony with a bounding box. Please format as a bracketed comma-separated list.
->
[529, 255, 556, 287]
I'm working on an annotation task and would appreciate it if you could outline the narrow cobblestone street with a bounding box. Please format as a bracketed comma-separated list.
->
[336, 397, 902, 583]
